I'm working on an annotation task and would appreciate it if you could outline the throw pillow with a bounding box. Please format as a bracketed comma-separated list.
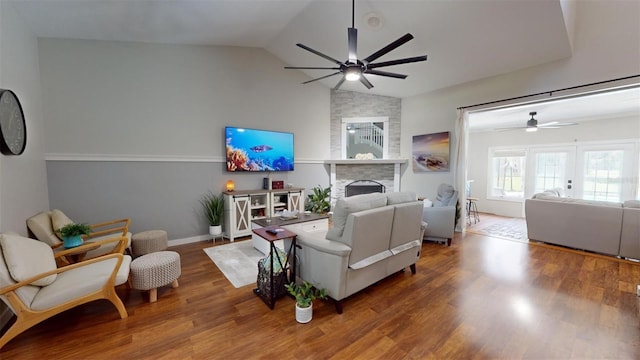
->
[0, 233, 57, 286]
[50, 209, 74, 239]
[434, 184, 455, 207]
[326, 193, 388, 241]
[26, 211, 62, 247]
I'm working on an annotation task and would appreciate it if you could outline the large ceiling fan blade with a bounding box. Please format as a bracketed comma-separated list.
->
[296, 43, 343, 65]
[284, 66, 341, 70]
[538, 122, 578, 128]
[302, 71, 342, 84]
[334, 77, 346, 90]
[348, 28, 358, 63]
[363, 33, 414, 64]
[360, 75, 374, 89]
[365, 69, 407, 79]
[367, 55, 428, 69]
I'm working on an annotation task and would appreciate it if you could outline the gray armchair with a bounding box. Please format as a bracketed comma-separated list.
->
[422, 184, 458, 246]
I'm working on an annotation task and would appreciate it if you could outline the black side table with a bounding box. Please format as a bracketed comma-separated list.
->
[252, 226, 297, 309]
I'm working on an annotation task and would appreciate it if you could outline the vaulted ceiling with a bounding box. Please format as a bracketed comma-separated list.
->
[10, 0, 575, 98]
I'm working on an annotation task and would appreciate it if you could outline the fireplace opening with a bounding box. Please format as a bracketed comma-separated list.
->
[345, 180, 386, 197]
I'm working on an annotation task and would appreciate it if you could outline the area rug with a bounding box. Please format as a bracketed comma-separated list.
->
[467, 218, 529, 243]
[203, 240, 264, 288]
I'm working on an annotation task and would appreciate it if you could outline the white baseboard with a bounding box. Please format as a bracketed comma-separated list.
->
[168, 234, 215, 247]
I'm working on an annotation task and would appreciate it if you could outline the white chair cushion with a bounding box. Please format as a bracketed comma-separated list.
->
[0, 233, 57, 286]
[50, 209, 74, 239]
[26, 211, 62, 247]
[30, 256, 121, 310]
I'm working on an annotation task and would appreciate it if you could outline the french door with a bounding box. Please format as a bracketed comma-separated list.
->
[526, 142, 636, 201]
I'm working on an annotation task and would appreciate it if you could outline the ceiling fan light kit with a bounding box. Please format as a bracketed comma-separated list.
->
[284, 0, 427, 90]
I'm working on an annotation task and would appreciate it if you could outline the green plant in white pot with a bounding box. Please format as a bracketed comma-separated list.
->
[200, 191, 224, 237]
[285, 281, 328, 323]
[57, 223, 91, 249]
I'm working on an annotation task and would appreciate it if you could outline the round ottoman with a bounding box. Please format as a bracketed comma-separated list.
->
[130, 251, 181, 303]
[131, 230, 168, 257]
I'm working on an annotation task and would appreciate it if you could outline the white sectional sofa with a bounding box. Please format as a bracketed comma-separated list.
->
[525, 192, 640, 259]
[294, 192, 425, 313]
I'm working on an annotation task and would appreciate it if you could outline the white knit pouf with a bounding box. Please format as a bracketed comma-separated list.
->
[130, 251, 181, 302]
[131, 230, 168, 258]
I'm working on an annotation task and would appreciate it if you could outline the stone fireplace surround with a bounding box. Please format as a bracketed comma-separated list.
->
[324, 159, 407, 204]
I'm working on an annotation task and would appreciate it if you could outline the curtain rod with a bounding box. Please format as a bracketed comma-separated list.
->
[457, 74, 640, 110]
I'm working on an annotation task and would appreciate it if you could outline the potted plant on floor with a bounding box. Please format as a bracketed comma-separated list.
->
[200, 191, 224, 237]
[305, 185, 331, 214]
[57, 223, 92, 248]
[285, 281, 328, 323]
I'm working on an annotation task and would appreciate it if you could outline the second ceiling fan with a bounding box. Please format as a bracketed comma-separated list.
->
[284, 0, 427, 90]
[496, 111, 579, 132]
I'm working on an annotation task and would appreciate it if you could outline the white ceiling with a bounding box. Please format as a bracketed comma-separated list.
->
[9, 0, 639, 127]
[10, 0, 573, 98]
[468, 86, 640, 132]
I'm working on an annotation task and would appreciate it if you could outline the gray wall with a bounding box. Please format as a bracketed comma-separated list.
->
[38, 39, 331, 241]
[46, 160, 328, 239]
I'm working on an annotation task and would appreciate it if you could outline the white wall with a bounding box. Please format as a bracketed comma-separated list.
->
[401, 0, 640, 202]
[0, 1, 49, 235]
[468, 115, 640, 217]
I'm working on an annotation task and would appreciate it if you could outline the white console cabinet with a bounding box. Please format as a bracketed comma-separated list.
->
[223, 188, 304, 242]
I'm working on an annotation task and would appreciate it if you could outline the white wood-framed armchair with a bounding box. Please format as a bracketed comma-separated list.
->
[0, 233, 131, 349]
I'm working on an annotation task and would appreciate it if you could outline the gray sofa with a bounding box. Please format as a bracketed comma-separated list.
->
[525, 192, 640, 259]
[291, 192, 425, 313]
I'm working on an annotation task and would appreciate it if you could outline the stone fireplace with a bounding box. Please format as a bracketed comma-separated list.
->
[325, 159, 406, 203]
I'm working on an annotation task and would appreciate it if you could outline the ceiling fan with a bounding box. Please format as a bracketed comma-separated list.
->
[496, 111, 578, 132]
[284, 0, 427, 90]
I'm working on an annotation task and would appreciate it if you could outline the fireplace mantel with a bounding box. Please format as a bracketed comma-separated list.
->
[324, 159, 407, 165]
[325, 159, 408, 200]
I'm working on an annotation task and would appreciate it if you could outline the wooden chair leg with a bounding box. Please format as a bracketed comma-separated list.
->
[410, 263, 416, 274]
[149, 288, 157, 303]
[171, 279, 179, 288]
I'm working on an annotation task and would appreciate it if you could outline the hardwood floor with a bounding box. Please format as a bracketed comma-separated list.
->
[2, 219, 639, 359]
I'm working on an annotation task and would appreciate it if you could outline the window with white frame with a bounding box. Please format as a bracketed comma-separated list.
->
[489, 149, 526, 199]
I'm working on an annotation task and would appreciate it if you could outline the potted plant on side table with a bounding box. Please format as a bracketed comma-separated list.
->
[200, 191, 224, 237]
[57, 223, 92, 249]
[285, 281, 328, 323]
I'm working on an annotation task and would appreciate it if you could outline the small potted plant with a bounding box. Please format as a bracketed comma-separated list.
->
[200, 191, 224, 236]
[305, 185, 331, 214]
[57, 223, 91, 248]
[285, 281, 328, 323]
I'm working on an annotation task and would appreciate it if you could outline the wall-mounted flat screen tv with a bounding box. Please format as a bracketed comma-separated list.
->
[225, 126, 294, 172]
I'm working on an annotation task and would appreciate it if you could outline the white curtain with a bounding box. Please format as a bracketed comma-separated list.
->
[454, 108, 469, 233]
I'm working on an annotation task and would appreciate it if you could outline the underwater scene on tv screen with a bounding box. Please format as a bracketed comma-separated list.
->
[225, 127, 294, 172]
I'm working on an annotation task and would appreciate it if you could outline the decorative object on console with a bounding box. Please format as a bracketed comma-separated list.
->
[284, 0, 427, 90]
[225, 126, 294, 172]
[285, 281, 328, 323]
[226, 180, 235, 191]
[412, 131, 450, 172]
[57, 223, 91, 248]
[200, 191, 224, 237]
[0, 89, 27, 156]
[271, 180, 284, 189]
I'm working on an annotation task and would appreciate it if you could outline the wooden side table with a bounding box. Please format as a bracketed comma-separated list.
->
[252, 226, 297, 309]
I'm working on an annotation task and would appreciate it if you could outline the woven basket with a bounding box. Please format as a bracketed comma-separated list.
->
[256, 258, 288, 299]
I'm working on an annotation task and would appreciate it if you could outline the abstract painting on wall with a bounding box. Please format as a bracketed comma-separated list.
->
[412, 131, 450, 172]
